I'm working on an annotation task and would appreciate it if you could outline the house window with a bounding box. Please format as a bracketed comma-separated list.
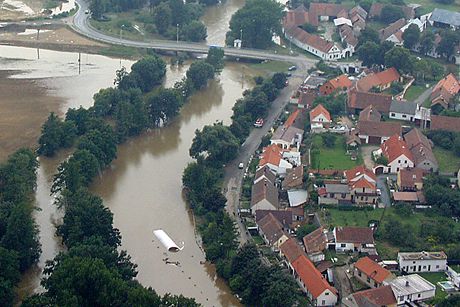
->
[322, 300, 326, 305]
[399, 296, 404, 302]
[341, 243, 346, 247]
[341, 193, 346, 198]
[325, 292, 329, 296]
[402, 114, 407, 118]
[398, 160, 401, 163]
[418, 294, 421, 298]
[436, 265, 440, 269]
[358, 271, 362, 276]
[391, 113, 396, 117]
[423, 266, 426, 269]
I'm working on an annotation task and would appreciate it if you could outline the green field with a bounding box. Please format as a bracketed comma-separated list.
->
[310, 135, 362, 170]
[404, 85, 426, 101]
[412, 0, 460, 15]
[249, 60, 293, 74]
[433, 147, 460, 173]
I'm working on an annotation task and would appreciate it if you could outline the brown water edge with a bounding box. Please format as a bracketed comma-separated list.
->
[0, 70, 63, 161]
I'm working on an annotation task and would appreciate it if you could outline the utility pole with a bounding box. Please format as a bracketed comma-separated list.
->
[78, 52, 81, 75]
[176, 24, 179, 44]
[240, 28, 243, 47]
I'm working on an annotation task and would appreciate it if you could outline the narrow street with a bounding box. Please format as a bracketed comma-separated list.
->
[223, 65, 311, 244]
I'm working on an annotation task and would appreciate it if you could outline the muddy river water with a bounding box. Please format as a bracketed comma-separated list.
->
[2, 45, 250, 307]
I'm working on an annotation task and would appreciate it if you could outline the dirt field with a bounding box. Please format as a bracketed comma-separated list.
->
[0, 0, 46, 20]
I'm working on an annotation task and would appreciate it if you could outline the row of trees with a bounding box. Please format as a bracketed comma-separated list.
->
[0, 149, 40, 306]
[183, 71, 306, 305]
[426, 130, 460, 157]
[29, 51, 223, 306]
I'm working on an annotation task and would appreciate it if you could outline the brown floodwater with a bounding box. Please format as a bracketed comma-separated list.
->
[1, 46, 251, 306]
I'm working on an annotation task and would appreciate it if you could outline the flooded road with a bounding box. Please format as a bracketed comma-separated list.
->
[1, 46, 250, 306]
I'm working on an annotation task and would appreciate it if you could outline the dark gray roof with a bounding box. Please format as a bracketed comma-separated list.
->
[389, 100, 417, 115]
[325, 184, 350, 194]
[430, 8, 460, 27]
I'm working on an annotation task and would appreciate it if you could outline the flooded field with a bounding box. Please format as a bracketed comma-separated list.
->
[1, 45, 251, 306]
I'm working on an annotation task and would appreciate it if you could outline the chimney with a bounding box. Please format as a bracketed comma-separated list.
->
[406, 280, 410, 287]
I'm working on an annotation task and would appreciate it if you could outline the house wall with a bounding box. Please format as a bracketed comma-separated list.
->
[316, 290, 338, 306]
[271, 139, 291, 150]
[335, 242, 355, 252]
[398, 257, 447, 273]
[272, 234, 290, 251]
[354, 267, 381, 288]
[352, 189, 378, 205]
[395, 288, 436, 305]
[319, 196, 339, 205]
[415, 159, 438, 172]
[252, 199, 277, 211]
[447, 266, 460, 287]
[312, 114, 331, 125]
[286, 33, 345, 61]
[390, 112, 415, 122]
[388, 154, 415, 173]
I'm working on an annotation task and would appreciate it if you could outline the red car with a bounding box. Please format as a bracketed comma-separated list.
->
[254, 118, 264, 128]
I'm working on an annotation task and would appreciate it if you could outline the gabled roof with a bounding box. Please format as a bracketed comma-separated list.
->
[303, 226, 327, 254]
[355, 257, 392, 283]
[272, 125, 304, 143]
[399, 168, 425, 188]
[404, 128, 437, 166]
[259, 144, 282, 167]
[285, 26, 337, 53]
[280, 237, 306, 263]
[298, 90, 317, 108]
[430, 115, 460, 133]
[351, 285, 397, 307]
[430, 8, 460, 27]
[335, 226, 374, 244]
[254, 165, 276, 184]
[320, 74, 353, 94]
[379, 18, 406, 41]
[251, 179, 279, 209]
[359, 105, 381, 122]
[282, 166, 304, 190]
[283, 6, 310, 28]
[380, 134, 414, 164]
[389, 100, 417, 115]
[351, 177, 376, 190]
[257, 213, 287, 245]
[348, 89, 393, 113]
[292, 254, 338, 298]
[345, 165, 376, 183]
[357, 68, 401, 92]
[431, 73, 460, 103]
[358, 121, 402, 138]
[310, 104, 331, 122]
[309, 3, 348, 26]
[349, 5, 367, 19]
[255, 209, 293, 229]
[285, 109, 301, 128]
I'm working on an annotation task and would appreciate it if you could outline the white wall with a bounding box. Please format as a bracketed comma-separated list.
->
[388, 154, 414, 173]
[335, 242, 355, 252]
[316, 290, 338, 306]
[389, 112, 414, 122]
[312, 114, 331, 123]
[252, 199, 277, 211]
[396, 288, 435, 305]
[399, 257, 447, 273]
[447, 266, 460, 287]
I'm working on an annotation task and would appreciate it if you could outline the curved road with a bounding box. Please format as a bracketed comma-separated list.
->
[71, 0, 316, 66]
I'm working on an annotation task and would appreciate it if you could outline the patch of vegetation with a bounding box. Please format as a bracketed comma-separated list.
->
[249, 60, 293, 74]
[404, 84, 426, 101]
[310, 135, 362, 170]
[433, 147, 460, 173]
[418, 272, 449, 304]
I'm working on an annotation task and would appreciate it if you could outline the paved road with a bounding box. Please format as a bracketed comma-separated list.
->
[223, 73, 307, 244]
[413, 85, 434, 106]
[376, 174, 396, 207]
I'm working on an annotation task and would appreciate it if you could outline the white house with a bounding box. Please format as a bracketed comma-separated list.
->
[271, 125, 304, 150]
[447, 265, 460, 288]
[386, 274, 436, 305]
[378, 135, 415, 173]
[334, 226, 375, 253]
[258, 144, 293, 176]
[398, 251, 447, 273]
[389, 101, 418, 122]
[310, 104, 332, 133]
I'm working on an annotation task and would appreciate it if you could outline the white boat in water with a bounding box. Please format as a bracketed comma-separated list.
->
[153, 229, 184, 252]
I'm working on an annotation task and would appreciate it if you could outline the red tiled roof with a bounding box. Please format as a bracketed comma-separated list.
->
[369, 3, 414, 19]
[285, 109, 301, 128]
[309, 3, 348, 26]
[380, 134, 414, 164]
[393, 191, 419, 202]
[358, 121, 402, 138]
[255, 209, 293, 228]
[357, 68, 400, 92]
[303, 226, 327, 254]
[348, 89, 392, 113]
[292, 254, 338, 298]
[431, 73, 460, 104]
[351, 177, 376, 190]
[355, 257, 392, 283]
[319, 74, 353, 96]
[379, 19, 406, 41]
[283, 7, 310, 28]
[280, 237, 305, 263]
[352, 285, 397, 306]
[335, 226, 374, 244]
[310, 104, 331, 122]
[345, 165, 377, 183]
[399, 168, 425, 189]
[257, 213, 287, 245]
[430, 115, 460, 133]
[359, 105, 382, 122]
[259, 144, 282, 167]
[285, 26, 335, 53]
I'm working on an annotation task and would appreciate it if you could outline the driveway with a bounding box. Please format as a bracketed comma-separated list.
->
[376, 174, 394, 207]
[334, 264, 353, 301]
[361, 145, 379, 170]
[223, 70, 309, 245]
[413, 85, 433, 106]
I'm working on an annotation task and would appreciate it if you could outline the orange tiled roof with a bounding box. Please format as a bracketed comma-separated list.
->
[310, 104, 331, 122]
[355, 256, 392, 283]
[345, 165, 376, 182]
[259, 144, 282, 167]
[380, 134, 414, 164]
[351, 177, 376, 190]
[320, 74, 353, 95]
[357, 68, 400, 92]
[431, 73, 460, 103]
[285, 109, 301, 128]
[292, 254, 338, 298]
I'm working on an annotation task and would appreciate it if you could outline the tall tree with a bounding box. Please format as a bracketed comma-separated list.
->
[181, 20, 207, 42]
[402, 24, 420, 49]
[38, 112, 64, 157]
[153, 2, 172, 35]
[130, 55, 167, 93]
[206, 47, 225, 73]
[384, 47, 413, 73]
[186, 61, 215, 90]
[380, 5, 404, 23]
[419, 31, 435, 55]
[437, 30, 460, 60]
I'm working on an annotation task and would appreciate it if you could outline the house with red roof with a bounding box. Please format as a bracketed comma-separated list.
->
[258, 144, 293, 175]
[303, 226, 328, 262]
[354, 256, 394, 288]
[342, 285, 397, 307]
[310, 104, 332, 133]
[356, 68, 401, 93]
[271, 110, 304, 150]
[357, 120, 402, 144]
[430, 115, 460, 133]
[319, 74, 353, 96]
[334, 226, 375, 253]
[378, 135, 415, 173]
[256, 213, 289, 251]
[279, 238, 337, 306]
[431, 73, 460, 110]
[345, 165, 379, 205]
[348, 88, 393, 114]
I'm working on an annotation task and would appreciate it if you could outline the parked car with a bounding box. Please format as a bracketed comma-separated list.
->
[376, 189, 382, 195]
[254, 118, 264, 128]
[288, 65, 297, 71]
[85, 9, 90, 14]
[238, 162, 244, 169]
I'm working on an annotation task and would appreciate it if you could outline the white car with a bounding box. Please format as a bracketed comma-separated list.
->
[238, 162, 244, 169]
[376, 189, 382, 195]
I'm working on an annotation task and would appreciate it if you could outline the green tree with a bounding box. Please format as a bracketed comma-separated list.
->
[380, 5, 404, 23]
[358, 28, 379, 47]
[182, 20, 207, 42]
[357, 41, 380, 67]
[402, 24, 420, 49]
[271, 73, 287, 90]
[38, 112, 64, 157]
[296, 224, 317, 239]
[147, 88, 182, 127]
[358, 0, 373, 12]
[437, 30, 460, 60]
[384, 47, 412, 73]
[206, 47, 225, 73]
[0, 247, 20, 285]
[321, 133, 337, 148]
[190, 123, 240, 164]
[77, 126, 117, 167]
[90, 0, 105, 19]
[186, 61, 215, 90]
[438, 295, 460, 307]
[153, 2, 172, 35]
[130, 55, 167, 93]
[226, 0, 283, 49]
[419, 31, 435, 55]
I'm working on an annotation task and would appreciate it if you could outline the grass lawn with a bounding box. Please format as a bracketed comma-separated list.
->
[249, 60, 293, 74]
[433, 147, 460, 173]
[418, 272, 449, 304]
[310, 135, 362, 170]
[411, 0, 460, 15]
[404, 85, 426, 101]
